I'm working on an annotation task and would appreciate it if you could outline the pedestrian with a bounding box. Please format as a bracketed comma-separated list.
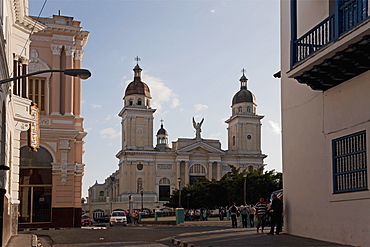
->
[267, 194, 283, 235]
[255, 198, 268, 233]
[240, 205, 248, 228]
[229, 202, 238, 228]
[247, 204, 255, 227]
[132, 210, 138, 225]
[219, 207, 225, 220]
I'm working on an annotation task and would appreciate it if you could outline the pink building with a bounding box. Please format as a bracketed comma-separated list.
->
[18, 14, 89, 229]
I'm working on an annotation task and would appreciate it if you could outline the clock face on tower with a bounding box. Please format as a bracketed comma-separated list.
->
[247, 135, 252, 140]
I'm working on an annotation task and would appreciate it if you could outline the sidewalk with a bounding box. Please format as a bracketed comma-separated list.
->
[173, 220, 353, 247]
[6, 234, 38, 247]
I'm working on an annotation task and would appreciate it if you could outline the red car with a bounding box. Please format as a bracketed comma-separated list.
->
[81, 215, 91, 226]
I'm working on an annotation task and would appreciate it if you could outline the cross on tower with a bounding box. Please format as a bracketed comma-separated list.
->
[241, 68, 246, 75]
[134, 56, 141, 65]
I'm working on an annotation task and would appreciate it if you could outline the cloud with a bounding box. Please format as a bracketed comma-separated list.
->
[194, 104, 208, 112]
[100, 128, 121, 139]
[91, 103, 102, 109]
[210, 9, 216, 13]
[143, 74, 180, 110]
[268, 120, 281, 135]
[105, 114, 120, 121]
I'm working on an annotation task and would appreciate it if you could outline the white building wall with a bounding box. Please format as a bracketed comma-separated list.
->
[281, 1, 370, 246]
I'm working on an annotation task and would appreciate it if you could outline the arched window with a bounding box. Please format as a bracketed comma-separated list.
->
[159, 178, 170, 201]
[137, 178, 143, 193]
[189, 164, 207, 185]
[129, 99, 133, 106]
[19, 146, 52, 223]
[238, 107, 242, 113]
[189, 164, 206, 174]
[137, 98, 142, 106]
[99, 191, 104, 197]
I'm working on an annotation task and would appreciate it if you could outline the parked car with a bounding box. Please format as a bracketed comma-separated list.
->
[81, 215, 91, 226]
[94, 215, 109, 223]
[109, 211, 127, 226]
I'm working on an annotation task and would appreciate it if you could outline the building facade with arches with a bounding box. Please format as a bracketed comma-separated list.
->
[84, 62, 267, 214]
[18, 14, 89, 229]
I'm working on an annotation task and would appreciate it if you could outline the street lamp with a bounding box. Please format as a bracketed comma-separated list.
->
[0, 69, 92, 84]
[140, 188, 144, 212]
[0, 165, 10, 247]
[243, 174, 247, 205]
[178, 177, 182, 208]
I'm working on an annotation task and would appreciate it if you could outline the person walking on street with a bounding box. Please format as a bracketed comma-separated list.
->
[247, 204, 255, 227]
[240, 205, 248, 228]
[229, 202, 238, 228]
[255, 198, 268, 233]
[268, 194, 283, 235]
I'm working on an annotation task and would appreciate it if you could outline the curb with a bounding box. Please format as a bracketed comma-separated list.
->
[32, 234, 38, 247]
[170, 238, 195, 247]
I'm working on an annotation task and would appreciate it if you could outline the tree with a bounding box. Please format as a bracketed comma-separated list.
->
[164, 166, 282, 209]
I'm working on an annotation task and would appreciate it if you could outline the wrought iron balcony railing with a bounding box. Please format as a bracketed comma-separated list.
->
[292, 0, 369, 66]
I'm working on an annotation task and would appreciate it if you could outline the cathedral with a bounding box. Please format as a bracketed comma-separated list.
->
[86, 61, 267, 215]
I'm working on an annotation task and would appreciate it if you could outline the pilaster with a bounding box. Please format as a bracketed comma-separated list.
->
[50, 44, 62, 115]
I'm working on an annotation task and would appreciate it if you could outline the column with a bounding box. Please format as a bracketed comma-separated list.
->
[184, 162, 189, 185]
[73, 50, 84, 117]
[50, 44, 62, 115]
[176, 161, 181, 180]
[217, 162, 221, 180]
[208, 162, 213, 180]
[64, 45, 75, 116]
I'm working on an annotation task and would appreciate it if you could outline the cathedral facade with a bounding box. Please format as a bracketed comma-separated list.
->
[86, 62, 266, 215]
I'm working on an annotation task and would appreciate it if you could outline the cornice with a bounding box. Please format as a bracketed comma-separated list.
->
[225, 114, 264, 123]
[13, 1, 45, 32]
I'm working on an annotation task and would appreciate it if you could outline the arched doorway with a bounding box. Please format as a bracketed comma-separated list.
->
[19, 146, 52, 223]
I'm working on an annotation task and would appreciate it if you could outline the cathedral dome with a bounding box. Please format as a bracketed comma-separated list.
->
[232, 71, 255, 105]
[232, 89, 255, 105]
[157, 124, 168, 135]
[125, 63, 151, 98]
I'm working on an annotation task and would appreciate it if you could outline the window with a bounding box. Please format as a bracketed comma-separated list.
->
[99, 191, 104, 197]
[19, 146, 52, 223]
[129, 100, 133, 106]
[332, 131, 368, 193]
[159, 178, 170, 201]
[28, 77, 46, 114]
[138, 98, 142, 105]
[233, 136, 235, 146]
[137, 178, 143, 193]
[247, 106, 251, 112]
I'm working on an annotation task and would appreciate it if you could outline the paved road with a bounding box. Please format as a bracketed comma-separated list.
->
[13, 221, 352, 247]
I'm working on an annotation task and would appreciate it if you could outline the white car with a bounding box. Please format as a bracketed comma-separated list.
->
[109, 211, 127, 226]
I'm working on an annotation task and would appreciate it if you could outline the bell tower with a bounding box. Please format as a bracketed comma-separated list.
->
[225, 70, 264, 154]
[118, 57, 156, 150]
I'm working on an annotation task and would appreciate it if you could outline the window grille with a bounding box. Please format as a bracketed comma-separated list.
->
[332, 131, 368, 193]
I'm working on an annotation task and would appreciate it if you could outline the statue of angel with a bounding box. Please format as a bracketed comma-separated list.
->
[192, 117, 204, 139]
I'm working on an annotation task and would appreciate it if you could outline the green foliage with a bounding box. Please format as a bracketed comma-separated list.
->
[164, 166, 282, 209]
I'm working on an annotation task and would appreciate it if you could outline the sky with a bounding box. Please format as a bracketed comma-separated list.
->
[29, 0, 281, 198]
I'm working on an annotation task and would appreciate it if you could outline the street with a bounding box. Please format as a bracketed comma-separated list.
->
[16, 221, 352, 247]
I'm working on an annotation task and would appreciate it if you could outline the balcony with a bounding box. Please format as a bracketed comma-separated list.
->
[289, 0, 370, 90]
